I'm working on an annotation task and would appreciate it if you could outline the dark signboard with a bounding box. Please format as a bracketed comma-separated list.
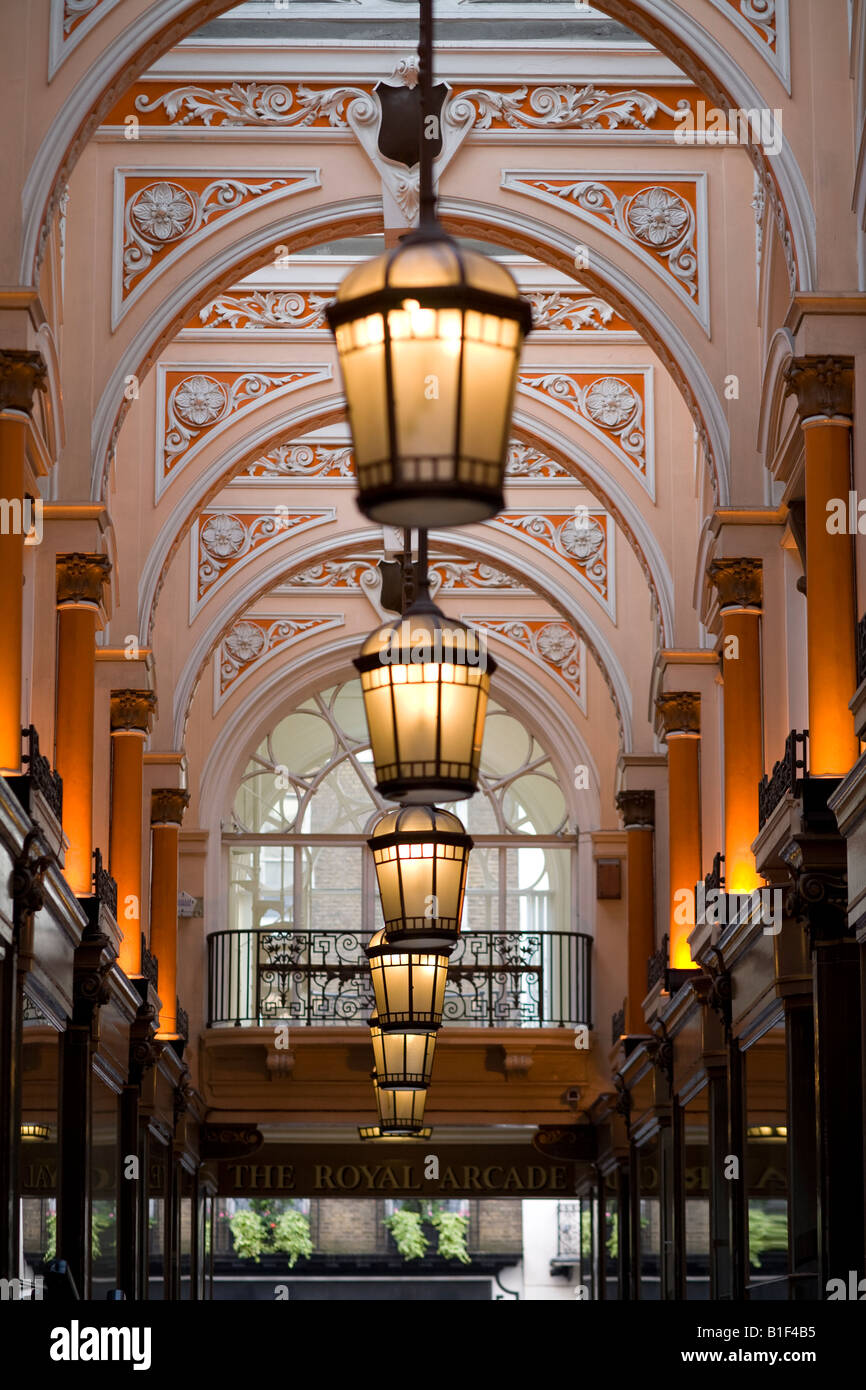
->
[217, 1144, 576, 1199]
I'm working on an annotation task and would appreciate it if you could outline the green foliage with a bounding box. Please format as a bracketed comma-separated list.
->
[228, 1203, 313, 1269]
[272, 1210, 314, 1268]
[384, 1207, 428, 1261]
[44, 1212, 56, 1263]
[228, 1209, 268, 1263]
[44, 1209, 114, 1263]
[748, 1206, 788, 1269]
[429, 1209, 470, 1264]
[384, 1201, 471, 1264]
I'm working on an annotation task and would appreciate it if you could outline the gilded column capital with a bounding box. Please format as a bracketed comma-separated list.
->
[656, 691, 701, 736]
[784, 356, 854, 422]
[110, 689, 156, 734]
[615, 789, 655, 829]
[56, 553, 111, 607]
[151, 788, 190, 827]
[709, 557, 763, 611]
[0, 350, 47, 413]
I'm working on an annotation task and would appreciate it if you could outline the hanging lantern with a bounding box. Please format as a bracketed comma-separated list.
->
[370, 1016, 438, 1089]
[368, 804, 472, 946]
[373, 1075, 430, 1135]
[366, 929, 450, 1031]
[355, 579, 495, 804]
[324, 0, 531, 528]
[325, 237, 531, 527]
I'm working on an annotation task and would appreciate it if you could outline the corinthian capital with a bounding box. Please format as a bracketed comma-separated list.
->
[616, 789, 655, 829]
[709, 557, 763, 611]
[151, 788, 190, 826]
[56, 553, 111, 607]
[656, 691, 701, 737]
[110, 689, 156, 734]
[0, 350, 47, 413]
[785, 356, 854, 422]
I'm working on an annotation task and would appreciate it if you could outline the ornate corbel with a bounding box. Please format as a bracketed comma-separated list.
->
[646, 1022, 674, 1089]
[612, 1071, 632, 1132]
[697, 946, 732, 1038]
[72, 924, 117, 1031]
[11, 828, 56, 932]
[128, 1000, 163, 1085]
[782, 844, 849, 947]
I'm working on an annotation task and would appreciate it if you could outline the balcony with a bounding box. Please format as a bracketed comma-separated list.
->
[207, 927, 592, 1029]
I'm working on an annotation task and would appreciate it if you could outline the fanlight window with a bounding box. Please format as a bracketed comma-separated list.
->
[213, 680, 589, 1029]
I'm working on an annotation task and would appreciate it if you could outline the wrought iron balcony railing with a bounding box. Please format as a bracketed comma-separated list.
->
[858, 612, 866, 689]
[556, 1201, 582, 1259]
[91, 848, 118, 919]
[21, 725, 63, 822]
[207, 927, 592, 1029]
[647, 933, 670, 993]
[611, 1006, 625, 1045]
[176, 998, 189, 1042]
[758, 729, 808, 830]
[704, 851, 725, 895]
[140, 933, 159, 990]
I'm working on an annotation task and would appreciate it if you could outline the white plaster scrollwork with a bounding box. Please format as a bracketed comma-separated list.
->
[520, 373, 646, 473]
[123, 177, 290, 290]
[240, 443, 355, 479]
[195, 509, 335, 611]
[163, 371, 315, 475]
[450, 83, 687, 131]
[541, 180, 697, 299]
[199, 290, 331, 331]
[495, 510, 612, 615]
[505, 441, 569, 479]
[527, 291, 617, 332]
[217, 613, 345, 707]
[135, 82, 371, 128]
[430, 560, 526, 592]
[469, 618, 585, 708]
[280, 560, 379, 591]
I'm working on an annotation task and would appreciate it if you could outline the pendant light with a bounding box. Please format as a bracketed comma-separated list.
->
[355, 531, 495, 803]
[368, 803, 472, 946]
[369, 1016, 438, 1089]
[365, 928, 450, 1031]
[372, 1074, 430, 1135]
[325, 0, 532, 527]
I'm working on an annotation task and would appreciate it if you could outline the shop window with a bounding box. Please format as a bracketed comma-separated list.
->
[682, 1091, 711, 1299]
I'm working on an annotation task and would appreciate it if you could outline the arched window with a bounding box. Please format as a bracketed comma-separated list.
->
[210, 679, 589, 1029]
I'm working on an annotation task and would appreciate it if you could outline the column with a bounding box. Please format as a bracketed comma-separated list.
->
[110, 691, 156, 977]
[615, 790, 655, 1035]
[55, 554, 111, 895]
[656, 693, 702, 970]
[149, 789, 190, 1038]
[0, 351, 46, 772]
[709, 559, 763, 894]
[785, 357, 857, 776]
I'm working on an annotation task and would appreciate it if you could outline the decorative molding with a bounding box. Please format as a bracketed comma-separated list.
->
[195, 287, 332, 332]
[110, 689, 156, 734]
[191, 508, 335, 616]
[157, 364, 332, 494]
[503, 170, 708, 329]
[56, 552, 111, 608]
[505, 440, 569, 479]
[526, 289, 630, 333]
[111, 78, 702, 137]
[431, 559, 529, 593]
[112, 167, 321, 326]
[215, 613, 345, 708]
[616, 789, 655, 829]
[469, 617, 586, 711]
[784, 356, 855, 423]
[49, 0, 123, 80]
[278, 558, 380, 592]
[656, 691, 701, 736]
[238, 441, 354, 480]
[709, 557, 763, 611]
[518, 368, 652, 494]
[151, 788, 190, 827]
[0, 351, 48, 414]
[711, 0, 791, 92]
[492, 509, 614, 617]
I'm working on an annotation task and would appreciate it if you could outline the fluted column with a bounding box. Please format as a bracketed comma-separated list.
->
[149, 789, 190, 1038]
[785, 357, 857, 776]
[0, 351, 46, 772]
[656, 692, 701, 970]
[110, 690, 156, 977]
[616, 790, 655, 1034]
[710, 559, 763, 894]
[55, 554, 111, 895]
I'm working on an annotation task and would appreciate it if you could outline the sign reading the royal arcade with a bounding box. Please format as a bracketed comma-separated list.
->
[216, 1145, 577, 1199]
